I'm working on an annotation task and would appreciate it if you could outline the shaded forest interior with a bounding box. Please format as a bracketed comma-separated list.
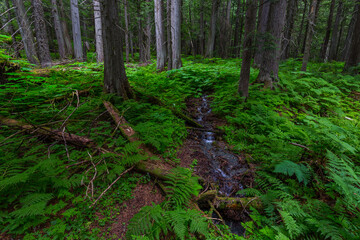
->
[0, 0, 360, 239]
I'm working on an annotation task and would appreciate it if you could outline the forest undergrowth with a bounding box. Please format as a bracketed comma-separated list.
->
[1, 49, 360, 239]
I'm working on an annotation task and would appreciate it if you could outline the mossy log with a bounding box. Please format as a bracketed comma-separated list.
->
[1, 115, 261, 212]
[0, 116, 97, 149]
[103, 100, 137, 142]
[196, 190, 262, 211]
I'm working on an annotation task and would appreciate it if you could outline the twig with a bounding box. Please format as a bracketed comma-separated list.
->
[65, 160, 89, 169]
[60, 90, 80, 130]
[85, 152, 97, 200]
[90, 166, 135, 208]
[0, 129, 26, 146]
[289, 142, 312, 152]
[62, 127, 71, 161]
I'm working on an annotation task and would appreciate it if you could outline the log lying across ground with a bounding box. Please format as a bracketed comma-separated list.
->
[196, 190, 262, 211]
[0, 116, 97, 149]
[0, 110, 261, 212]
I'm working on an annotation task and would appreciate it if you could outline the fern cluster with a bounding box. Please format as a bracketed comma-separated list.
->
[127, 167, 209, 240]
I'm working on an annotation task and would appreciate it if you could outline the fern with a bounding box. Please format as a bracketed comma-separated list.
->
[164, 167, 202, 208]
[274, 160, 311, 185]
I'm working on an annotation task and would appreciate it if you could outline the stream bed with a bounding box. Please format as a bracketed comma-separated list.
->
[184, 95, 252, 236]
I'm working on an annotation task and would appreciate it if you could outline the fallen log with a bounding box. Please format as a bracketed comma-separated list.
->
[0, 116, 97, 149]
[103, 101, 137, 142]
[196, 190, 262, 211]
[1, 116, 261, 212]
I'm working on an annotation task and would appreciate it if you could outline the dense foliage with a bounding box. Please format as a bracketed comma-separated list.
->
[1, 37, 360, 239]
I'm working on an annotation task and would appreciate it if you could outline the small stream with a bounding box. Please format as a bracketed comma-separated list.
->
[194, 96, 248, 235]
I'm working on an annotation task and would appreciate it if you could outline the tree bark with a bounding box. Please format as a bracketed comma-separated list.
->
[281, 0, 298, 60]
[51, 0, 66, 60]
[32, 0, 52, 67]
[58, 0, 73, 57]
[319, 0, 335, 60]
[341, 3, 358, 62]
[101, 0, 133, 99]
[167, 0, 173, 70]
[328, 0, 344, 61]
[344, 0, 360, 72]
[12, 0, 39, 65]
[94, 0, 104, 62]
[219, 0, 232, 58]
[138, 1, 149, 63]
[70, 0, 83, 61]
[297, 0, 308, 56]
[253, 0, 270, 67]
[256, 0, 287, 88]
[238, 0, 257, 98]
[124, 0, 130, 62]
[5, 0, 20, 58]
[205, 0, 220, 58]
[145, 0, 152, 63]
[301, 0, 318, 71]
[171, 0, 182, 69]
[154, 0, 167, 70]
[233, 0, 243, 58]
[198, 0, 205, 56]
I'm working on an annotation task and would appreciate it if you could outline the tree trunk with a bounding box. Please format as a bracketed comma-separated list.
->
[51, 0, 66, 60]
[167, 0, 173, 70]
[341, 3, 358, 61]
[198, 0, 205, 56]
[94, 0, 104, 62]
[5, 0, 20, 58]
[344, 0, 360, 72]
[281, 0, 298, 60]
[82, 18, 88, 62]
[319, 0, 335, 60]
[12, 0, 39, 65]
[297, 0, 308, 56]
[219, 0, 232, 58]
[233, 0, 243, 57]
[205, 0, 220, 58]
[253, 0, 270, 67]
[154, 0, 167, 70]
[145, 0, 152, 63]
[328, 0, 343, 61]
[101, 0, 133, 99]
[256, 0, 287, 88]
[171, 0, 182, 69]
[32, 0, 52, 67]
[138, 2, 146, 63]
[58, 0, 73, 58]
[124, 0, 130, 62]
[238, 0, 257, 98]
[301, 0, 318, 71]
[70, 0, 83, 61]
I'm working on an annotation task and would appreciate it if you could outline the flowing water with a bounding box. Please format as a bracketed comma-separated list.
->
[193, 96, 248, 235]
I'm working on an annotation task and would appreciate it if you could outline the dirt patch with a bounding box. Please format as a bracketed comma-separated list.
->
[109, 182, 165, 239]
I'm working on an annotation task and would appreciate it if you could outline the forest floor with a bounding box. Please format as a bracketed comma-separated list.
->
[1, 57, 360, 239]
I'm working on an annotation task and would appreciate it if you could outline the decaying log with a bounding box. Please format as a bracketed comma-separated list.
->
[196, 190, 262, 211]
[0, 116, 97, 149]
[103, 100, 137, 142]
[214, 196, 262, 211]
[1, 114, 261, 212]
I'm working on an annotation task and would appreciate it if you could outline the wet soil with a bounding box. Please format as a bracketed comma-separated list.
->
[107, 182, 164, 239]
[178, 95, 255, 235]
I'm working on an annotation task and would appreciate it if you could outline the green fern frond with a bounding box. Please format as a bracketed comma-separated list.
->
[274, 160, 311, 185]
